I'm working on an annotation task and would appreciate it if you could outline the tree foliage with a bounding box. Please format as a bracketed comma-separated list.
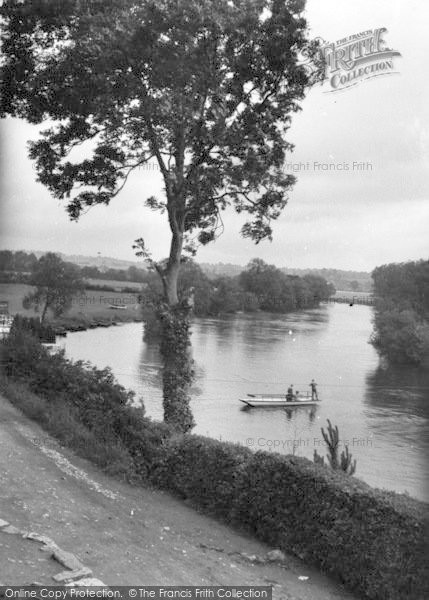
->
[371, 260, 429, 365]
[239, 258, 332, 311]
[23, 253, 84, 322]
[141, 257, 333, 328]
[0, 249, 38, 277]
[372, 260, 429, 316]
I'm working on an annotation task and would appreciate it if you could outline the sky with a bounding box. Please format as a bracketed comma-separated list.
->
[0, 0, 428, 271]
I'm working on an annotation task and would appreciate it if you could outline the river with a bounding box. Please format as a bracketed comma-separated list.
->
[63, 303, 429, 502]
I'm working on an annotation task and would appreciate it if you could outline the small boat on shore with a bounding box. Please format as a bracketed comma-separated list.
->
[240, 393, 319, 407]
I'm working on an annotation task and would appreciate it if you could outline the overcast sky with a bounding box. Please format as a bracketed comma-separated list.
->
[1, 0, 428, 271]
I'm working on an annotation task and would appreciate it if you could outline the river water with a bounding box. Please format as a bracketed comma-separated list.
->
[63, 303, 429, 502]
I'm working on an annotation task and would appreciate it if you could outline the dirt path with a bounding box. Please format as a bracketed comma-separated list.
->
[0, 393, 361, 599]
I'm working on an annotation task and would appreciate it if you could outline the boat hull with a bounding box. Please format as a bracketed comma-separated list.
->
[240, 396, 318, 407]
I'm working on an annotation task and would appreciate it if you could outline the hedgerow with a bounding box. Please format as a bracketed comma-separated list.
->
[152, 435, 428, 600]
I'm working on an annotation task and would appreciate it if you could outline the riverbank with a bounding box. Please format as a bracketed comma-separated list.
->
[0, 283, 143, 334]
[50, 312, 143, 335]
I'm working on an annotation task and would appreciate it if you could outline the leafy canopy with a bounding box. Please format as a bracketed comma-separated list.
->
[1, 0, 322, 252]
[22, 252, 84, 319]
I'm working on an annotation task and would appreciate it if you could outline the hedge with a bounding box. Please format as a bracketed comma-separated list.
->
[154, 435, 428, 600]
[1, 326, 428, 600]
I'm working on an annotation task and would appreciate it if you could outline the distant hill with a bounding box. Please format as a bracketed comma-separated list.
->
[280, 268, 373, 293]
[198, 262, 244, 279]
[59, 256, 372, 292]
[31, 251, 148, 272]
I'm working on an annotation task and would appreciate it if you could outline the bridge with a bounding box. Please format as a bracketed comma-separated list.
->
[325, 295, 375, 306]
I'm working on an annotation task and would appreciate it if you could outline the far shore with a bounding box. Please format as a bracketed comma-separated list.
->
[0, 282, 144, 334]
[0, 282, 375, 336]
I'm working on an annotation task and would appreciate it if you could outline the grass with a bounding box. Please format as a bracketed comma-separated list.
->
[0, 283, 143, 327]
[85, 277, 142, 290]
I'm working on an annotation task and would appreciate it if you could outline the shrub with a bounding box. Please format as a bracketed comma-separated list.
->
[1, 325, 170, 480]
[0, 377, 135, 478]
[313, 419, 357, 475]
[157, 435, 250, 517]
[11, 315, 56, 343]
[111, 408, 172, 480]
[371, 307, 428, 365]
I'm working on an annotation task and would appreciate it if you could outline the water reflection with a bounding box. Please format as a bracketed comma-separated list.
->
[139, 340, 162, 390]
[366, 364, 429, 417]
[364, 364, 429, 478]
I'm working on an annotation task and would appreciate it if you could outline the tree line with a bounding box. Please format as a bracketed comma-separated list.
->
[370, 260, 429, 365]
[0, 250, 38, 276]
[143, 257, 334, 337]
[0, 250, 366, 294]
[1, 251, 334, 325]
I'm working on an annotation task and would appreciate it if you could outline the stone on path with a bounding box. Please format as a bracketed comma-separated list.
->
[52, 548, 84, 571]
[266, 549, 287, 562]
[40, 543, 61, 553]
[240, 553, 262, 563]
[2, 525, 21, 535]
[66, 578, 107, 587]
[27, 532, 57, 546]
[53, 567, 93, 583]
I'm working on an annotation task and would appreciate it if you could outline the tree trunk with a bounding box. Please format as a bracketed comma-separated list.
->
[41, 300, 49, 324]
[159, 227, 195, 433]
[158, 302, 195, 433]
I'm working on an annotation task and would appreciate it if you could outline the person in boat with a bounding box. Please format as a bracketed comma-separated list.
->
[310, 379, 318, 400]
[295, 390, 300, 400]
[286, 385, 294, 402]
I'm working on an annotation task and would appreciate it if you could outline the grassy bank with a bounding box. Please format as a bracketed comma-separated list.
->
[1, 327, 428, 600]
[0, 283, 143, 332]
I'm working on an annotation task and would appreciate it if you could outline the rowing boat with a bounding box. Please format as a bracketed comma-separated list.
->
[240, 393, 319, 407]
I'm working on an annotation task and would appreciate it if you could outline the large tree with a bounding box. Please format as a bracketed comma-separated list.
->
[1, 0, 322, 432]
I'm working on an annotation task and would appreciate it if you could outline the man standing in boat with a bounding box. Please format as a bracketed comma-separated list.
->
[286, 385, 294, 402]
[310, 379, 318, 400]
